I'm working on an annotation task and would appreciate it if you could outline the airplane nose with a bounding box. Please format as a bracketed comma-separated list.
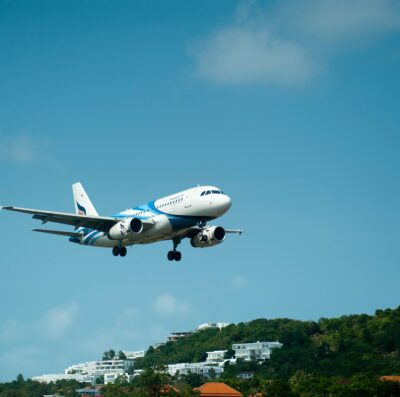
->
[222, 194, 232, 211]
[225, 196, 232, 210]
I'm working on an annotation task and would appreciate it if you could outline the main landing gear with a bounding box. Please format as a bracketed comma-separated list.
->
[112, 246, 127, 257]
[168, 237, 182, 261]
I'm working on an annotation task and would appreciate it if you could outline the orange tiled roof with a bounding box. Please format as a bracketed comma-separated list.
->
[380, 376, 400, 383]
[195, 382, 242, 396]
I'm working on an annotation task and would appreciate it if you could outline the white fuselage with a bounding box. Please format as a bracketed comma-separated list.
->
[72, 186, 232, 248]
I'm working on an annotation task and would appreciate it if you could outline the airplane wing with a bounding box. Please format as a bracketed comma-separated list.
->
[2, 206, 118, 232]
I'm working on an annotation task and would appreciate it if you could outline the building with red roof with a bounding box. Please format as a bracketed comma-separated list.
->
[380, 376, 400, 383]
[195, 382, 242, 396]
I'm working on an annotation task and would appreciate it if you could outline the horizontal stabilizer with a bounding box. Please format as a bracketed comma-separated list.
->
[33, 229, 83, 237]
[225, 229, 244, 234]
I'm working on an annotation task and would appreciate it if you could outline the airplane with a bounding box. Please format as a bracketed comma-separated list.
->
[2, 183, 243, 260]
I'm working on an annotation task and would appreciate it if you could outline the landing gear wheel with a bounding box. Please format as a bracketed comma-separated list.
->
[119, 247, 127, 257]
[167, 250, 182, 261]
[112, 246, 120, 256]
[201, 235, 208, 242]
[168, 237, 182, 261]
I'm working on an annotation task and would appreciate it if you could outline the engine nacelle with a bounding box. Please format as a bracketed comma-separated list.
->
[108, 218, 143, 240]
[190, 226, 226, 248]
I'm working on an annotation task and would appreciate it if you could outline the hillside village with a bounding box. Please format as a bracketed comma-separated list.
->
[32, 322, 282, 385]
[2, 308, 400, 396]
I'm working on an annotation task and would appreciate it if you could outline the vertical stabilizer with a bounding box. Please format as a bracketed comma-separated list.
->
[72, 182, 98, 216]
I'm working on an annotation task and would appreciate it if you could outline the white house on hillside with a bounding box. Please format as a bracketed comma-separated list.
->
[167, 362, 223, 378]
[206, 350, 227, 363]
[198, 322, 231, 331]
[232, 341, 283, 361]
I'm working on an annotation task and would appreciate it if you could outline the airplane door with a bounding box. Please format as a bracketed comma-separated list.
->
[184, 195, 192, 208]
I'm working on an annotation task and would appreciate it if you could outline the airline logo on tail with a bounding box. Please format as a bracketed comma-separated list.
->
[76, 202, 87, 215]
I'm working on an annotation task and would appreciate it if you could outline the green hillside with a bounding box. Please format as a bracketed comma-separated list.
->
[137, 306, 400, 378]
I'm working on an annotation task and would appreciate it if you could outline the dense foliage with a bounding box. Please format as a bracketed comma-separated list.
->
[138, 306, 400, 378]
[4, 370, 399, 397]
[0, 377, 87, 397]
[226, 372, 400, 396]
[101, 368, 199, 397]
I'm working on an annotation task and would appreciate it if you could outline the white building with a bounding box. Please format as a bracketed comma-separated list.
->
[103, 373, 135, 384]
[64, 359, 135, 384]
[90, 359, 134, 377]
[206, 350, 227, 363]
[197, 322, 231, 331]
[167, 362, 223, 378]
[65, 361, 97, 375]
[122, 350, 145, 360]
[32, 374, 86, 383]
[167, 331, 193, 342]
[232, 341, 283, 361]
[66, 359, 134, 376]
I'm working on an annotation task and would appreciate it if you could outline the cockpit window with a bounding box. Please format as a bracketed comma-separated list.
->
[201, 190, 225, 195]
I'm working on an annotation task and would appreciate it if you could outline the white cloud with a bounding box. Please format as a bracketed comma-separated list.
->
[0, 133, 59, 166]
[153, 293, 190, 316]
[42, 303, 79, 339]
[285, 0, 400, 43]
[195, 26, 315, 85]
[192, 0, 400, 86]
[0, 134, 36, 164]
[232, 275, 248, 289]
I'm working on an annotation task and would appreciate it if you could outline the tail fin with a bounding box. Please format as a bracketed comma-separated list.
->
[72, 182, 98, 216]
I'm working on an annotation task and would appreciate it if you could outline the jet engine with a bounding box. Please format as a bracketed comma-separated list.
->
[108, 218, 143, 240]
[190, 226, 226, 248]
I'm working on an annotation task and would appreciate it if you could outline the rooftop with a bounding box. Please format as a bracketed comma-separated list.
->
[195, 382, 242, 396]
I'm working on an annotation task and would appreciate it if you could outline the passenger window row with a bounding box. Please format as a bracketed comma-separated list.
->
[157, 197, 183, 209]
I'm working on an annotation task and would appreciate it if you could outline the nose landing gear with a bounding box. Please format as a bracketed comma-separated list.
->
[198, 220, 208, 242]
[167, 237, 182, 261]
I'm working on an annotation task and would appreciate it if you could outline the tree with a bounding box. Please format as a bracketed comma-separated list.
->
[16, 374, 24, 383]
[114, 374, 129, 386]
[208, 368, 216, 381]
[181, 373, 207, 388]
[102, 349, 116, 360]
[262, 379, 295, 397]
[135, 367, 172, 397]
[95, 375, 104, 385]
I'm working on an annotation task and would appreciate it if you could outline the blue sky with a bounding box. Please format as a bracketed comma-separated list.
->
[1, 0, 400, 382]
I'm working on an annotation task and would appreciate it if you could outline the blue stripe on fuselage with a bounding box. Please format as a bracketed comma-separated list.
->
[113, 201, 215, 231]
